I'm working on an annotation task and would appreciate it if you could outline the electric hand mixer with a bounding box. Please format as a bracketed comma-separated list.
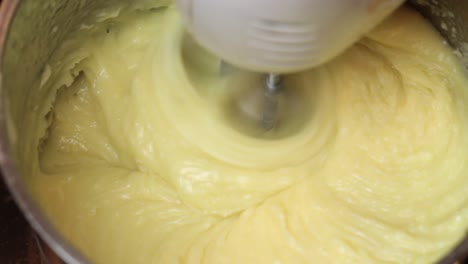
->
[176, 0, 405, 130]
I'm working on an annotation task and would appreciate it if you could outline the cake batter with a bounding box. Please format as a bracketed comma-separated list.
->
[23, 1, 468, 263]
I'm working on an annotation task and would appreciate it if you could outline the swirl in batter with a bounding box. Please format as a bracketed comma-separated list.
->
[23, 2, 468, 263]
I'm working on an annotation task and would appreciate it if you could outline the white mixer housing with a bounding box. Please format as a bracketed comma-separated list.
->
[176, 0, 404, 73]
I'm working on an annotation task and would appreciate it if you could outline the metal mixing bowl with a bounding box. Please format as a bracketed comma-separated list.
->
[0, 0, 467, 263]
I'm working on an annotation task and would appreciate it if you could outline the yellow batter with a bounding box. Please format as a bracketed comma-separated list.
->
[25, 1, 468, 263]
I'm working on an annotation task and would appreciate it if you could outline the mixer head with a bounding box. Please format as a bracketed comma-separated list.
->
[176, 0, 404, 133]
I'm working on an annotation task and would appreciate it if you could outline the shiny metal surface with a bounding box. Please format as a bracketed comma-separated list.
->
[0, 0, 467, 263]
[262, 73, 281, 130]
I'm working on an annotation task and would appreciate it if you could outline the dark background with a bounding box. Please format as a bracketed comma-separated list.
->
[0, 178, 43, 263]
